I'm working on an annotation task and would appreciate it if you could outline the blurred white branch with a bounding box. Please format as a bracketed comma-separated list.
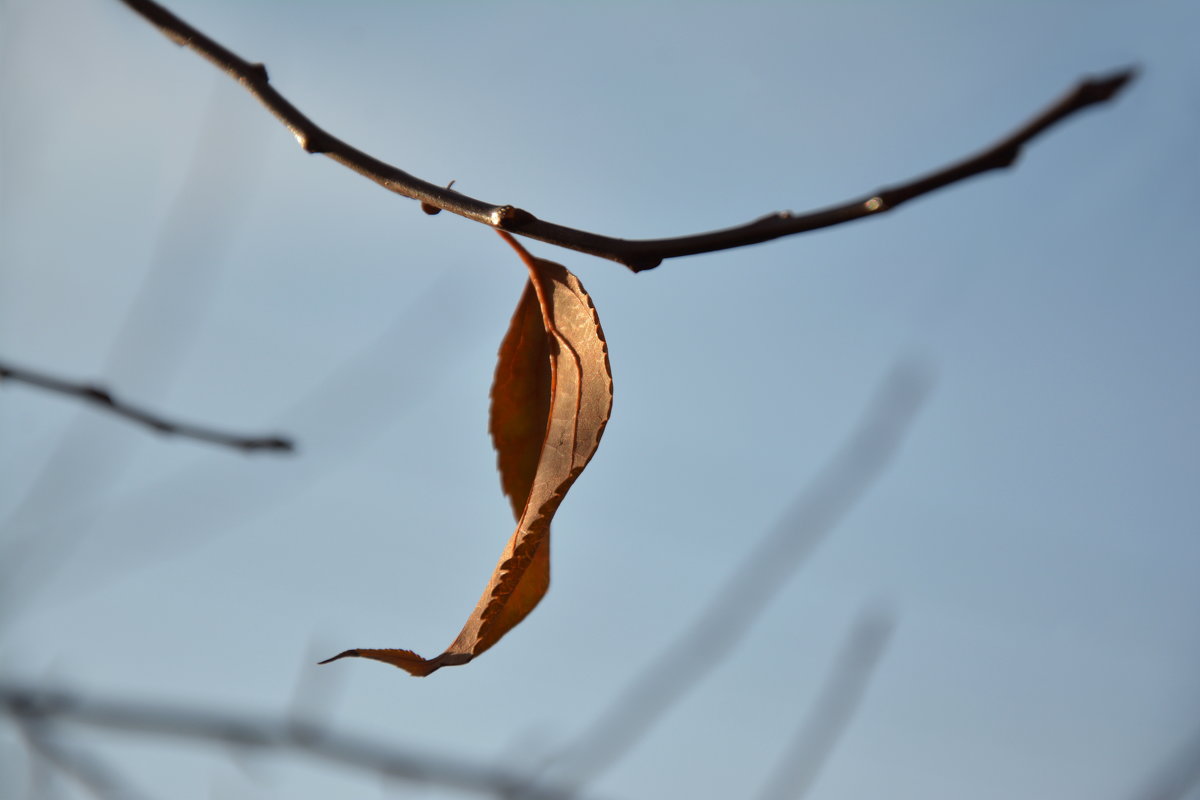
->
[1, 683, 585, 800]
[755, 610, 895, 800]
[539, 363, 931, 793]
[16, 715, 152, 800]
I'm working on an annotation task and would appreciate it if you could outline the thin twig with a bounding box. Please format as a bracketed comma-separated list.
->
[0, 86, 282, 627]
[1, 683, 582, 800]
[0, 273, 464, 626]
[537, 363, 931, 793]
[114, 0, 1135, 272]
[0, 359, 292, 453]
[755, 610, 894, 800]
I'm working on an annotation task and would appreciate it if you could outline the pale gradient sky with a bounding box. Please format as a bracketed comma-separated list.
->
[2, 2, 1198, 799]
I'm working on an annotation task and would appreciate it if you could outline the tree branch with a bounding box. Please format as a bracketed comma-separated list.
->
[114, 0, 1136, 272]
[1, 683, 580, 800]
[0, 359, 292, 453]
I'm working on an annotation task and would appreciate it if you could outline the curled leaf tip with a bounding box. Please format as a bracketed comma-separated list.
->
[358, 649, 443, 676]
[317, 649, 360, 665]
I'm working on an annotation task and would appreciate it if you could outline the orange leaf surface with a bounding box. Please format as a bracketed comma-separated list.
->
[321, 232, 612, 676]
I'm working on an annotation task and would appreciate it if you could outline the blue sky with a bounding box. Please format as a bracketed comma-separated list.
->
[2, 1, 1198, 799]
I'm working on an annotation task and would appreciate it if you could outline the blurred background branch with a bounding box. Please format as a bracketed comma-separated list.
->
[1132, 723, 1200, 800]
[0, 363, 925, 800]
[536, 363, 931, 794]
[15, 715, 152, 800]
[755, 610, 895, 800]
[0, 81, 275, 627]
[4, 2, 1194, 799]
[1, 682, 582, 800]
[0, 359, 292, 453]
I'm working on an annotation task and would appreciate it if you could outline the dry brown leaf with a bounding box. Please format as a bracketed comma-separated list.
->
[321, 232, 613, 676]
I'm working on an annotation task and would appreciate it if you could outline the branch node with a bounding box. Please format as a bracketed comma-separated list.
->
[1083, 66, 1139, 103]
[489, 205, 537, 230]
[994, 142, 1021, 170]
[83, 386, 115, 406]
[247, 61, 269, 83]
[627, 257, 663, 274]
[294, 129, 328, 154]
[421, 179, 457, 215]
